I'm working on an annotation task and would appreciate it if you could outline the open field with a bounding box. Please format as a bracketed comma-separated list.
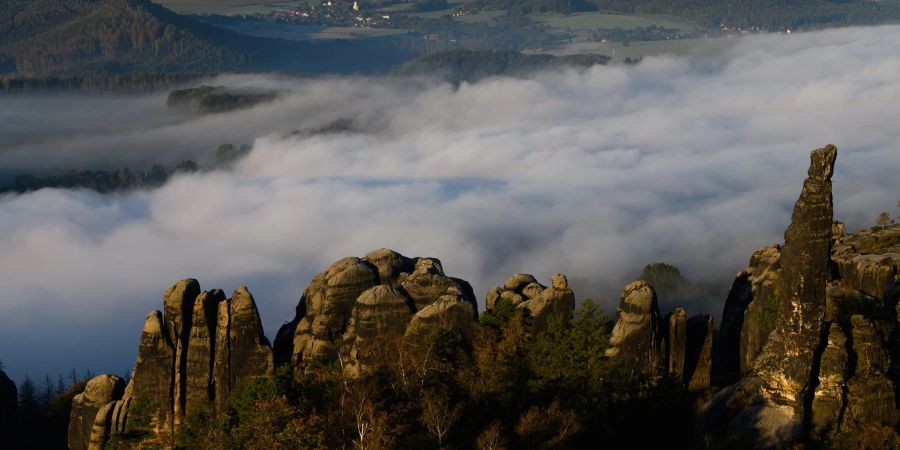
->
[528, 12, 700, 32]
[532, 36, 738, 59]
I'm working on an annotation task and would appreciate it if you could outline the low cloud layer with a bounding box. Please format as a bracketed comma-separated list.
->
[1, 26, 899, 382]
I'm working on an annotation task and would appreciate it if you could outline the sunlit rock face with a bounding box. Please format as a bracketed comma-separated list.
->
[484, 272, 576, 334]
[67, 375, 125, 450]
[698, 145, 900, 448]
[606, 280, 662, 378]
[67, 281, 273, 449]
[274, 249, 478, 375]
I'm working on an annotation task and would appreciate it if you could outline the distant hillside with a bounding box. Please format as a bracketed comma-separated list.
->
[585, 0, 900, 29]
[0, 0, 416, 76]
[396, 49, 613, 83]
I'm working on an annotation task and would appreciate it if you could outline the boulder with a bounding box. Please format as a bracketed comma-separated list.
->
[284, 250, 477, 372]
[291, 257, 380, 368]
[519, 273, 575, 332]
[486, 273, 575, 333]
[406, 292, 476, 341]
[401, 258, 475, 311]
[341, 285, 415, 376]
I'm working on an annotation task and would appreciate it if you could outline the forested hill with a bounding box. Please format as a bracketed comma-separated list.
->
[477, 0, 900, 29]
[0, 0, 415, 77]
[586, 0, 900, 29]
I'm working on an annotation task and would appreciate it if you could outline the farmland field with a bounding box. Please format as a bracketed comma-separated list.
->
[534, 36, 737, 59]
[529, 12, 700, 32]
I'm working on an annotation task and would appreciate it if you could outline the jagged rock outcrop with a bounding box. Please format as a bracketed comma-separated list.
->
[275, 249, 479, 374]
[163, 279, 200, 428]
[606, 280, 662, 378]
[130, 310, 176, 442]
[228, 287, 274, 392]
[810, 323, 848, 439]
[185, 289, 224, 418]
[484, 273, 575, 332]
[713, 245, 782, 387]
[842, 315, 898, 431]
[67, 375, 125, 450]
[698, 145, 838, 448]
[68, 280, 273, 449]
[699, 145, 900, 447]
[685, 315, 713, 392]
[666, 308, 688, 380]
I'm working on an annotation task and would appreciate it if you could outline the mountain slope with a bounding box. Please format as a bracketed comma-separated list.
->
[1, 0, 258, 76]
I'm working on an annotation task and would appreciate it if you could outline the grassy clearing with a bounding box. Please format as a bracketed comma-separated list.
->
[529, 12, 699, 32]
[534, 36, 736, 59]
[455, 9, 507, 23]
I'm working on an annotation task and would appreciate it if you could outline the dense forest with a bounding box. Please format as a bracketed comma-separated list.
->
[395, 49, 615, 83]
[0, 161, 199, 194]
[471, 0, 900, 29]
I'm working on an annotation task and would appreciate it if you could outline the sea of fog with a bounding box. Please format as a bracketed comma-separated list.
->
[0, 26, 899, 382]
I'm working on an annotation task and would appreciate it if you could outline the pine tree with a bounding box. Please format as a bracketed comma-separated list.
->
[57, 374, 66, 395]
[41, 374, 53, 411]
[19, 375, 38, 415]
[70, 368, 78, 385]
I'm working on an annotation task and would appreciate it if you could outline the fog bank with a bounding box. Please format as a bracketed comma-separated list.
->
[1, 26, 899, 382]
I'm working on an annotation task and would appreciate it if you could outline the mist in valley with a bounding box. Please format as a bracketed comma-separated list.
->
[1, 25, 899, 382]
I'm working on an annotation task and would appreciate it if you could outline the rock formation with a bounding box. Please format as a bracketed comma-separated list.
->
[67, 281, 273, 449]
[484, 273, 575, 332]
[606, 280, 663, 378]
[406, 290, 477, 340]
[698, 145, 900, 447]
[685, 314, 713, 392]
[713, 245, 782, 386]
[810, 323, 848, 439]
[605, 283, 714, 390]
[67, 375, 125, 450]
[274, 249, 479, 374]
[666, 308, 688, 380]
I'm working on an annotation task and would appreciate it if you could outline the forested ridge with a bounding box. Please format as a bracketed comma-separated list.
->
[0, 0, 415, 77]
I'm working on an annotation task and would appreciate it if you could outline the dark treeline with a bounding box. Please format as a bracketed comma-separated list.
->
[1, 161, 199, 195]
[0, 360, 96, 450]
[130, 300, 695, 450]
[468, 0, 900, 29]
[395, 49, 614, 83]
[0, 73, 210, 94]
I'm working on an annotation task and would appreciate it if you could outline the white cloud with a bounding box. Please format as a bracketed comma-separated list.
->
[1, 26, 899, 381]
